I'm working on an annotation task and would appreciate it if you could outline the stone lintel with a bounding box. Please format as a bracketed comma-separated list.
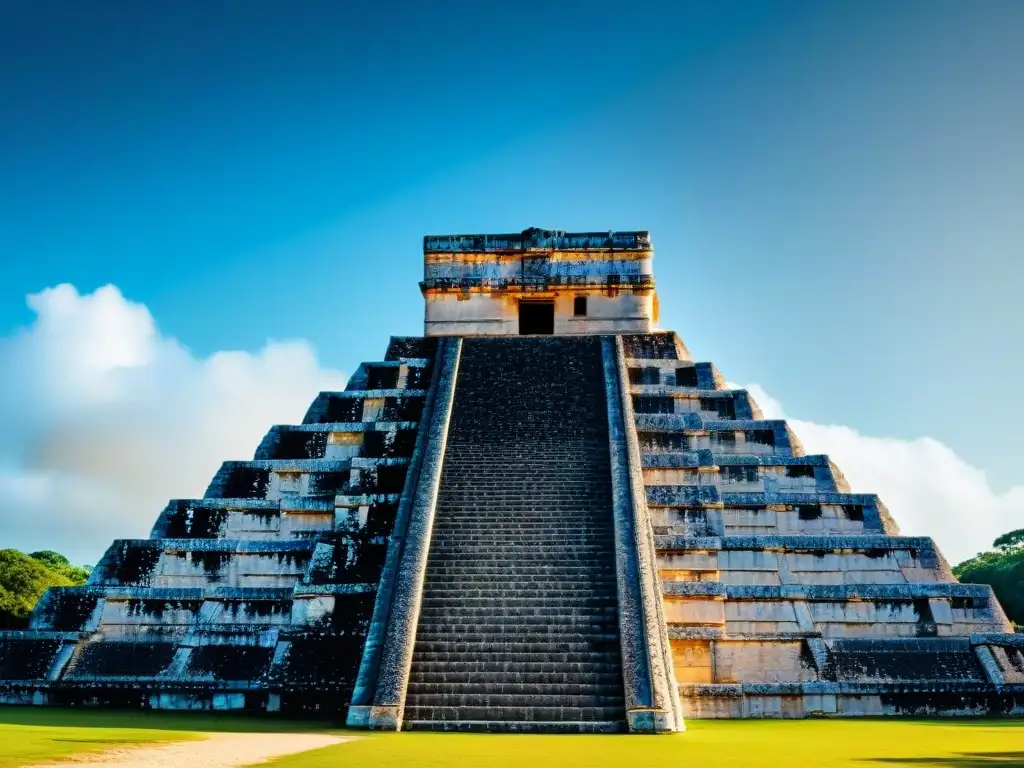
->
[423, 228, 651, 254]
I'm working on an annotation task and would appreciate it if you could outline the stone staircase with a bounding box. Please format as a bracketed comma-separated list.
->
[405, 337, 627, 732]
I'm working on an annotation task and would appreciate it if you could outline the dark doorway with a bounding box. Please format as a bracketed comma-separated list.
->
[519, 301, 555, 335]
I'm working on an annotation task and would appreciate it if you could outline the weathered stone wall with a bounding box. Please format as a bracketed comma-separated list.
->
[624, 330, 1021, 718]
[421, 229, 657, 337]
[424, 292, 655, 337]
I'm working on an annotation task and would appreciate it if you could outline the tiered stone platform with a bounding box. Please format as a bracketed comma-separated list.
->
[1, 331, 1020, 726]
[1, 228, 1020, 729]
[623, 332, 1022, 717]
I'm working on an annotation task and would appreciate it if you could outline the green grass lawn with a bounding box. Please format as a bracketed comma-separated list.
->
[0, 709, 1022, 768]
[0, 708, 199, 768]
[271, 720, 1024, 768]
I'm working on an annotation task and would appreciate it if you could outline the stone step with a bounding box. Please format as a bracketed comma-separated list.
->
[424, 569, 610, 578]
[437, 496, 611, 502]
[439, 501, 611, 506]
[442, 476, 610, 481]
[427, 548, 614, 557]
[436, 507, 610, 513]
[442, 451, 609, 458]
[428, 567, 616, 574]
[424, 579, 614, 586]
[431, 529, 613, 537]
[421, 584, 616, 594]
[407, 681, 623, 696]
[410, 660, 622, 676]
[419, 596, 616, 608]
[417, 611, 617, 624]
[438, 499, 611, 504]
[432, 518, 611, 524]
[416, 617, 619, 627]
[432, 511, 611, 517]
[439, 481, 611, 488]
[419, 585, 616, 596]
[418, 607, 617, 619]
[426, 562, 613, 570]
[414, 628, 618, 641]
[413, 640, 621, 655]
[425, 554, 616, 562]
[428, 548, 610, 552]
[423, 568, 616, 578]
[425, 564, 612, 574]
[403, 719, 626, 734]
[402, 705, 626, 724]
[430, 534, 611, 540]
[421, 586, 616, 596]
[414, 630, 621, 644]
[405, 692, 624, 709]
[434, 518, 612, 523]
[421, 585, 616, 594]
[417, 619, 619, 629]
[419, 605, 616, 618]
[438, 501, 610, 507]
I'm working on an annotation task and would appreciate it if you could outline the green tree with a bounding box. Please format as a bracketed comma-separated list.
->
[0, 549, 75, 629]
[954, 534, 1024, 628]
[28, 550, 91, 584]
[993, 528, 1024, 551]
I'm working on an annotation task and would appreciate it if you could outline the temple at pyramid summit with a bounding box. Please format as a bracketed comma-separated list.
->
[2, 228, 1022, 732]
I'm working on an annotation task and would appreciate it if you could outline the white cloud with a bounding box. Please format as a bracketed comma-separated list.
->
[0, 284, 347, 564]
[740, 382, 1024, 564]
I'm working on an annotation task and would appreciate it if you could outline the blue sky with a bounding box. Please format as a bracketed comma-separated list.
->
[0, 1, 1022, 561]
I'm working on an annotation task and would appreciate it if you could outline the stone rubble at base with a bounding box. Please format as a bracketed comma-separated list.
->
[1, 229, 1021, 731]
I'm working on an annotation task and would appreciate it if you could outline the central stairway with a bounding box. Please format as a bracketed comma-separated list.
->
[404, 337, 627, 732]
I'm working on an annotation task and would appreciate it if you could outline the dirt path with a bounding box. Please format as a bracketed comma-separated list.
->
[28, 732, 350, 768]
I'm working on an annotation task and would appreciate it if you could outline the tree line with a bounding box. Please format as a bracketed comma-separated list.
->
[0, 549, 91, 629]
[953, 529, 1023, 629]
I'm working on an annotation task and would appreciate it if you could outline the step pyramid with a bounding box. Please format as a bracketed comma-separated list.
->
[1, 229, 1020, 731]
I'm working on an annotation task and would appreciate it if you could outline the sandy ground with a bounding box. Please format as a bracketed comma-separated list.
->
[28, 732, 350, 768]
